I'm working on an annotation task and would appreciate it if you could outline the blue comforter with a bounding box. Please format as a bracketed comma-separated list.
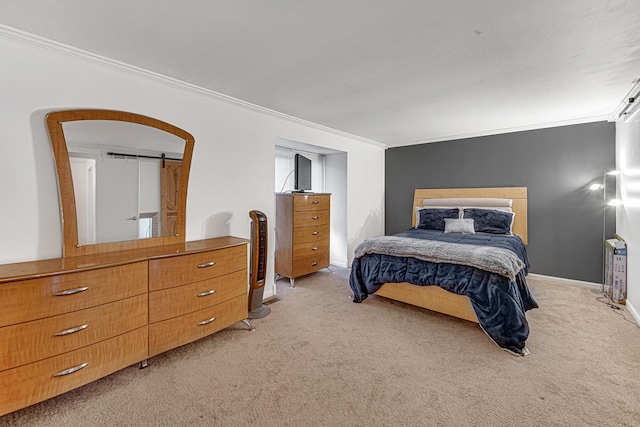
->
[350, 229, 538, 355]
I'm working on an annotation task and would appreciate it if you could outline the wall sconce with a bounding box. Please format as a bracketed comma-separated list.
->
[589, 170, 624, 206]
[606, 170, 623, 206]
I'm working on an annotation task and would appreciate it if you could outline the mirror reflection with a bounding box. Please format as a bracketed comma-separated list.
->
[62, 120, 186, 246]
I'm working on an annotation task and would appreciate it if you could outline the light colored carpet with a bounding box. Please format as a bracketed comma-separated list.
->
[2, 267, 639, 426]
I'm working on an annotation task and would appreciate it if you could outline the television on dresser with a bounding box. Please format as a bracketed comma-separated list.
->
[294, 153, 312, 192]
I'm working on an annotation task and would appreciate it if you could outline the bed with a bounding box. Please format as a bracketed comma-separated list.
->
[349, 187, 538, 355]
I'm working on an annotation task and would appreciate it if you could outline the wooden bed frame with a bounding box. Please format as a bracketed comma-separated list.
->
[374, 187, 528, 323]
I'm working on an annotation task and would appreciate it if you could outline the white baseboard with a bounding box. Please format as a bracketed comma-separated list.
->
[527, 273, 604, 290]
[330, 261, 348, 268]
[262, 286, 276, 301]
[625, 300, 640, 325]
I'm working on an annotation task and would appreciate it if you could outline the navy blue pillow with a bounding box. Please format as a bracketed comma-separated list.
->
[417, 208, 460, 231]
[463, 208, 514, 234]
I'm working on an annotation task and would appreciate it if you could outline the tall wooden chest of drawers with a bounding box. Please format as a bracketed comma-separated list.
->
[0, 236, 248, 416]
[275, 193, 331, 287]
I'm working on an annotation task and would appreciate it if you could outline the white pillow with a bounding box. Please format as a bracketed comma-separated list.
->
[444, 218, 475, 234]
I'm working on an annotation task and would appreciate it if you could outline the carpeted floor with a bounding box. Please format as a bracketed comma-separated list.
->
[2, 267, 639, 426]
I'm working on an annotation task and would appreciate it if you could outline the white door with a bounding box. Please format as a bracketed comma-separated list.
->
[69, 157, 97, 245]
[95, 157, 139, 244]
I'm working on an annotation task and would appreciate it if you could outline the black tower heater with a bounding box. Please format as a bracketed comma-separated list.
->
[248, 210, 271, 318]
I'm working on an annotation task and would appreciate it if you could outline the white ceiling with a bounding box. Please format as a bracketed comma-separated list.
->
[1, 0, 639, 147]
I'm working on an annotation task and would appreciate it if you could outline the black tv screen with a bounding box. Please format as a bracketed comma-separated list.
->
[294, 154, 312, 192]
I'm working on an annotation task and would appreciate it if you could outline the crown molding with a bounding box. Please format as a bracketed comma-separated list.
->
[0, 25, 387, 150]
[388, 115, 610, 148]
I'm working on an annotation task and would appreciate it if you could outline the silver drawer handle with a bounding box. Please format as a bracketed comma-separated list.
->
[198, 317, 217, 326]
[53, 287, 89, 296]
[312, 247, 319, 251]
[197, 289, 216, 297]
[311, 231, 319, 235]
[53, 324, 89, 336]
[312, 200, 319, 204]
[53, 362, 89, 377]
[311, 262, 319, 266]
[312, 216, 319, 220]
[197, 261, 216, 268]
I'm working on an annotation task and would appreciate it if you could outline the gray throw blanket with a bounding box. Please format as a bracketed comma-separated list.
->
[354, 236, 525, 281]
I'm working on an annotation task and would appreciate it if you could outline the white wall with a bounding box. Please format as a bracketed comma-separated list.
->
[615, 114, 640, 323]
[0, 30, 386, 299]
[325, 152, 348, 267]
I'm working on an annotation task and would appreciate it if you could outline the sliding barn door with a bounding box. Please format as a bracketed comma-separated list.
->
[161, 160, 181, 237]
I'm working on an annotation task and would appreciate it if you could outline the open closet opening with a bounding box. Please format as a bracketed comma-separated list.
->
[275, 138, 348, 268]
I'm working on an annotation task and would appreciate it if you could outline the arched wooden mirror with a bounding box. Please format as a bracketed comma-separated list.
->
[46, 109, 195, 257]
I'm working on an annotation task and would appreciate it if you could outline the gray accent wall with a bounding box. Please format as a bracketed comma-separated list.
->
[386, 122, 616, 283]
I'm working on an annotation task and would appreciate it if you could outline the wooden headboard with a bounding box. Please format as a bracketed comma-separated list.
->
[412, 187, 528, 245]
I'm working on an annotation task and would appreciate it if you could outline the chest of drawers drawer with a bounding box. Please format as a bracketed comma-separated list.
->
[148, 294, 246, 357]
[293, 194, 330, 212]
[292, 240, 329, 261]
[0, 294, 147, 371]
[0, 262, 148, 327]
[149, 245, 247, 291]
[292, 224, 330, 245]
[292, 253, 330, 277]
[149, 270, 246, 323]
[0, 327, 147, 417]
[292, 210, 330, 227]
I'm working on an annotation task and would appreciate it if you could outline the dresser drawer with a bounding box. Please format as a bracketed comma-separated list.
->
[149, 245, 247, 291]
[0, 262, 148, 327]
[149, 294, 247, 357]
[149, 270, 247, 323]
[293, 194, 330, 212]
[293, 210, 330, 227]
[0, 327, 147, 417]
[0, 294, 147, 371]
[292, 224, 330, 245]
[292, 252, 330, 277]
[292, 240, 329, 261]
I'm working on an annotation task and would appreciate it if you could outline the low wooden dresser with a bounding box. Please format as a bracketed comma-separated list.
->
[275, 192, 331, 287]
[0, 236, 249, 416]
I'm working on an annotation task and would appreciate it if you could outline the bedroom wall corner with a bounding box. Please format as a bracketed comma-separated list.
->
[615, 116, 640, 324]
